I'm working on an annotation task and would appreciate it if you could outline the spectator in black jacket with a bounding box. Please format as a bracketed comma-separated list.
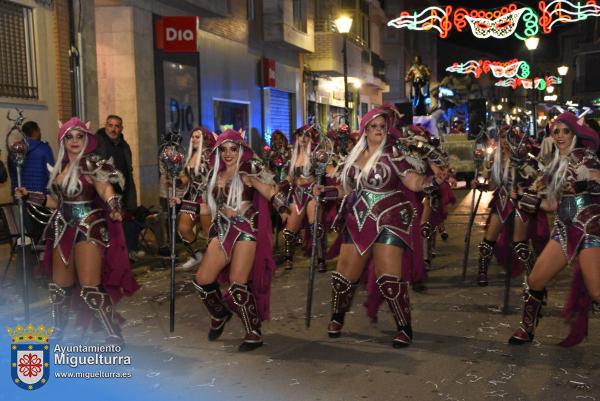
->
[95, 115, 141, 261]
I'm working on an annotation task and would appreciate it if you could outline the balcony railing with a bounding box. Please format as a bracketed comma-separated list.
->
[314, 19, 367, 48]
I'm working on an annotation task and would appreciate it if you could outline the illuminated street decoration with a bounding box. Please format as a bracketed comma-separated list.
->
[388, 1, 599, 40]
[487, 59, 530, 78]
[387, 5, 453, 38]
[539, 0, 600, 33]
[446, 60, 482, 77]
[462, 7, 536, 39]
[545, 75, 563, 85]
[446, 59, 530, 78]
[495, 76, 562, 90]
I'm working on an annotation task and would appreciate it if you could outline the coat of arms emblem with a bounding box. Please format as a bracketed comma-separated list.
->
[8, 324, 53, 390]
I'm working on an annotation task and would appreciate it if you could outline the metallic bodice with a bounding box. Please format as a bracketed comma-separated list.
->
[347, 157, 401, 193]
[358, 190, 390, 207]
[188, 166, 209, 194]
[558, 193, 594, 224]
[62, 201, 96, 226]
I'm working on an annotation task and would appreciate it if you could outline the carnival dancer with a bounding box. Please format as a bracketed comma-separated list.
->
[473, 126, 549, 286]
[508, 113, 600, 346]
[189, 129, 282, 352]
[15, 117, 138, 344]
[277, 125, 326, 271]
[173, 127, 216, 271]
[315, 106, 447, 348]
[264, 129, 291, 184]
[405, 125, 455, 276]
[263, 130, 292, 259]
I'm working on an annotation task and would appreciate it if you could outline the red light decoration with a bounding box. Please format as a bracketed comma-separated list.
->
[495, 76, 562, 90]
[446, 59, 530, 78]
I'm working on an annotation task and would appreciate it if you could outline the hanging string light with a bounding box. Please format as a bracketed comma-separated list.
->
[388, 1, 599, 40]
[495, 76, 562, 90]
[446, 59, 530, 79]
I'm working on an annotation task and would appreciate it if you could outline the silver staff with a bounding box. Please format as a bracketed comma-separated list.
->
[6, 109, 29, 321]
[461, 127, 489, 282]
[306, 128, 333, 328]
[159, 129, 185, 332]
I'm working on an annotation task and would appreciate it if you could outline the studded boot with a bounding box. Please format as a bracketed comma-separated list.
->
[514, 240, 535, 275]
[80, 285, 123, 344]
[376, 274, 413, 348]
[228, 283, 263, 352]
[192, 280, 232, 341]
[477, 240, 495, 286]
[327, 271, 358, 338]
[48, 283, 72, 340]
[509, 288, 546, 345]
[282, 228, 296, 270]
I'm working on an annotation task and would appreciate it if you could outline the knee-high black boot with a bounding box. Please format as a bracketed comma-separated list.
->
[192, 280, 232, 341]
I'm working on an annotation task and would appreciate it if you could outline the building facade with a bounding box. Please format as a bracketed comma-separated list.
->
[0, 0, 98, 203]
[95, 0, 314, 206]
[305, 0, 388, 130]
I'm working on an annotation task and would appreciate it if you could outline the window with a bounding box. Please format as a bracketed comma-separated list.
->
[213, 99, 249, 134]
[292, 0, 306, 32]
[0, 0, 38, 99]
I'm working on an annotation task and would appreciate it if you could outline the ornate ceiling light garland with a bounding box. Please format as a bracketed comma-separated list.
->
[388, 1, 599, 40]
[539, 0, 600, 33]
[446, 59, 530, 79]
[495, 76, 562, 90]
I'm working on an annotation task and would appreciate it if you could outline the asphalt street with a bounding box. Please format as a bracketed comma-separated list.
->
[1, 189, 599, 401]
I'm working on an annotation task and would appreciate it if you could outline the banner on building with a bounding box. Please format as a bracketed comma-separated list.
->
[155, 16, 200, 53]
[263, 58, 276, 88]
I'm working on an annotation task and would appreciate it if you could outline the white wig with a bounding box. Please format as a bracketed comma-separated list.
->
[289, 136, 312, 178]
[185, 130, 204, 176]
[341, 129, 386, 193]
[491, 141, 510, 187]
[546, 135, 577, 198]
[47, 134, 88, 197]
[206, 145, 244, 219]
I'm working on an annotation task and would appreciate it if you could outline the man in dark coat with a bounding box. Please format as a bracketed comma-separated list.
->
[8, 121, 55, 241]
[95, 115, 140, 260]
[95, 115, 138, 211]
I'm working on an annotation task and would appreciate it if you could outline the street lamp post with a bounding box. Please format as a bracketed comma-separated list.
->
[334, 15, 353, 123]
[525, 36, 539, 138]
[557, 65, 569, 104]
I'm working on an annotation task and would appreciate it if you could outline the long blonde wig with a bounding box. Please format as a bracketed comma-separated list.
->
[206, 145, 244, 218]
[289, 136, 312, 178]
[340, 128, 386, 193]
[545, 135, 577, 198]
[47, 134, 88, 197]
[185, 130, 204, 176]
